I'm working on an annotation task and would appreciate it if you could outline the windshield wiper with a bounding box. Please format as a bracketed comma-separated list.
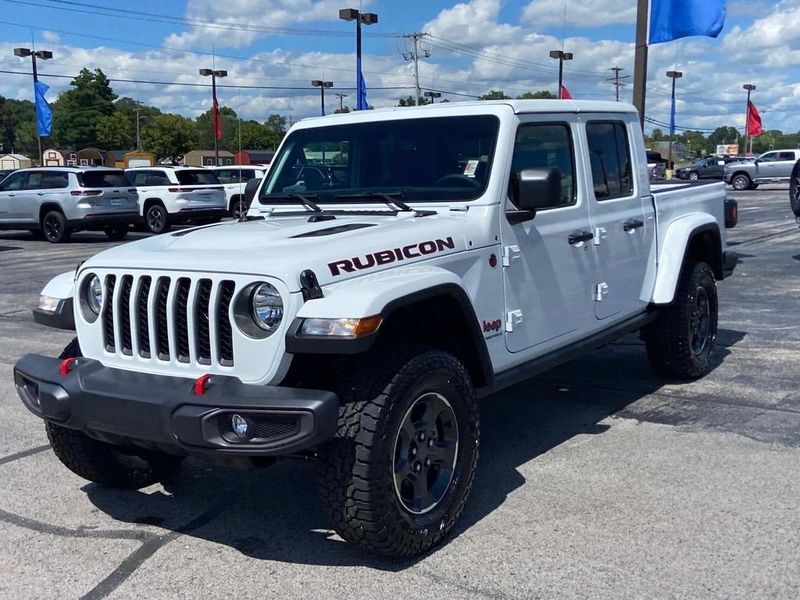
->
[333, 192, 434, 216]
[262, 192, 323, 213]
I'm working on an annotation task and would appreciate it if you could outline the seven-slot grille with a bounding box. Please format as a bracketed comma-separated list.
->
[101, 274, 236, 366]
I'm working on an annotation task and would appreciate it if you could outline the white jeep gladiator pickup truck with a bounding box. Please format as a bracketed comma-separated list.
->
[14, 100, 737, 558]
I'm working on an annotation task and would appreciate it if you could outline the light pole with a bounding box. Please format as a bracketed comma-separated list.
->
[423, 91, 441, 104]
[549, 49, 573, 99]
[14, 47, 52, 165]
[339, 8, 378, 110]
[743, 83, 756, 156]
[666, 70, 683, 176]
[312, 80, 333, 116]
[199, 68, 228, 166]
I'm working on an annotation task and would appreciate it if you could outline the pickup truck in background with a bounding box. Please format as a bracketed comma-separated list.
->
[14, 100, 737, 558]
[724, 149, 800, 190]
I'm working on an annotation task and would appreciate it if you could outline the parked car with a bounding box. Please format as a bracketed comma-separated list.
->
[16, 100, 736, 558]
[676, 156, 727, 181]
[0, 167, 139, 243]
[646, 150, 666, 180]
[723, 149, 800, 190]
[210, 165, 268, 220]
[125, 166, 227, 234]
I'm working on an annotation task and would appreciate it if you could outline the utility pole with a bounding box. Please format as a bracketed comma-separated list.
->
[743, 83, 756, 156]
[607, 66, 630, 102]
[335, 92, 348, 111]
[632, 0, 649, 129]
[402, 32, 430, 105]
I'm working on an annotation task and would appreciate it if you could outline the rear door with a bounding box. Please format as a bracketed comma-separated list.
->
[581, 118, 655, 320]
[501, 116, 597, 354]
[25, 171, 69, 224]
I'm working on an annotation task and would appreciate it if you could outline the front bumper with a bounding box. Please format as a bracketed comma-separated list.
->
[14, 354, 339, 458]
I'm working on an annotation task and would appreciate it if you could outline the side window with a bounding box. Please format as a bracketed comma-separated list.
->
[779, 152, 796, 161]
[509, 122, 576, 208]
[26, 172, 67, 190]
[129, 171, 149, 186]
[586, 121, 634, 200]
[759, 153, 777, 162]
[216, 170, 234, 183]
[0, 172, 27, 191]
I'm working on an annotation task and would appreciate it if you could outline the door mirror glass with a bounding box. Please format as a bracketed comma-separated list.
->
[512, 167, 562, 211]
[244, 177, 261, 204]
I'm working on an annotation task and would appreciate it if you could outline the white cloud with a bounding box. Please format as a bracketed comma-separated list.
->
[521, 0, 636, 29]
[423, 0, 522, 46]
[41, 31, 61, 44]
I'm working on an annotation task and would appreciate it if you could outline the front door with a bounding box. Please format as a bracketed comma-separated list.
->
[501, 117, 596, 354]
[582, 118, 655, 320]
[0, 171, 30, 222]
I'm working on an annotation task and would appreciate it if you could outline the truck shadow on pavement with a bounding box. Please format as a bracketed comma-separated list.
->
[84, 334, 742, 570]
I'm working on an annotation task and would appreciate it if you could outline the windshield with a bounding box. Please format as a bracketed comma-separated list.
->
[259, 115, 500, 204]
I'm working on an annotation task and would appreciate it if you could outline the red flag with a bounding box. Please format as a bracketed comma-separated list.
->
[212, 90, 223, 141]
[559, 84, 573, 100]
[746, 100, 762, 137]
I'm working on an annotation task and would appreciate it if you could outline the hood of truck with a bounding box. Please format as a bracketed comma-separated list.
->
[82, 212, 470, 291]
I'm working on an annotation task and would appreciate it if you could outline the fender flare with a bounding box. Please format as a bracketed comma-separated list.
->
[33, 271, 76, 330]
[652, 215, 721, 304]
[285, 266, 493, 387]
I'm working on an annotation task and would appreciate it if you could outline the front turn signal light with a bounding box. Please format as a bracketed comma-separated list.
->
[299, 315, 383, 338]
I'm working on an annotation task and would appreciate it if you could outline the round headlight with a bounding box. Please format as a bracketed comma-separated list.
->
[251, 282, 283, 334]
[85, 274, 103, 315]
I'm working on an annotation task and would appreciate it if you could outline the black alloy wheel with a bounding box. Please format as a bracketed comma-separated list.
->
[689, 286, 711, 356]
[42, 210, 70, 243]
[393, 392, 459, 515]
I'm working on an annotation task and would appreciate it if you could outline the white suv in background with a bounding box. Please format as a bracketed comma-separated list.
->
[211, 165, 268, 220]
[125, 166, 227, 234]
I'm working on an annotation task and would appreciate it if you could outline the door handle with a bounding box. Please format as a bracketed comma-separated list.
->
[568, 230, 594, 245]
[623, 219, 644, 232]
[37, 192, 45, 196]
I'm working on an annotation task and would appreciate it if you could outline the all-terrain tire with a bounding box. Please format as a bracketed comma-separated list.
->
[644, 262, 718, 380]
[46, 338, 185, 489]
[790, 161, 800, 216]
[316, 347, 479, 558]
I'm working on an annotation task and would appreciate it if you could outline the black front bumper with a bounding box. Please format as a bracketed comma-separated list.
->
[14, 354, 339, 458]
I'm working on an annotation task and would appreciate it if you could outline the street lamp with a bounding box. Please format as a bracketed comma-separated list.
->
[312, 80, 333, 116]
[743, 83, 756, 156]
[14, 47, 53, 165]
[423, 91, 442, 104]
[199, 68, 228, 166]
[339, 8, 378, 110]
[666, 70, 683, 175]
[549, 49, 573, 99]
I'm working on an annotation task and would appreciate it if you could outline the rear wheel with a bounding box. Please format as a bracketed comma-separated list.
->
[42, 210, 71, 243]
[644, 261, 718, 380]
[731, 173, 751, 191]
[46, 338, 185, 489]
[230, 198, 247, 220]
[144, 203, 170, 234]
[103, 223, 129, 241]
[316, 347, 479, 558]
[791, 161, 800, 216]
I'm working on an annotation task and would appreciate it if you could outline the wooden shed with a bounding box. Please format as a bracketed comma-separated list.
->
[183, 150, 235, 167]
[0, 153, 33, 169]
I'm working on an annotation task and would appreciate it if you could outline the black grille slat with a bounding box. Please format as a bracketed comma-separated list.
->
[195, 279, 212, 365]
[217, 281, 235, 366]
[119, 276, 133, 355]
[155, 278, 171, 360]
[175, 278, 191, 363]
[137, 276, 152, 358]
[102, 275, 116, 352]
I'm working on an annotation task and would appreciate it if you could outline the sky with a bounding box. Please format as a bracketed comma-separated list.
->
[0, 0, 795, 136]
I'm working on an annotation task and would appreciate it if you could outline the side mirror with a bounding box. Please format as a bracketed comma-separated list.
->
[507, 167, 562, 225]
[244, 178, 261, 205]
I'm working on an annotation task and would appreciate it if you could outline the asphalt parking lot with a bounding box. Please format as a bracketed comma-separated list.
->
[1, 188, 800, 599]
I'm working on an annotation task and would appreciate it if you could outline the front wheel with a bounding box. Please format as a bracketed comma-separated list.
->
[644, 262, 718, 379]
[731, 173, 751, 191]
[46, 338, 185, 489]
[688, 171, 699, 181]
[316, 348, 479, 558]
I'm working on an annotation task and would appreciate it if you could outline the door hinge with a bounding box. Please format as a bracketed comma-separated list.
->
[593, 227, 607, 246]
[505, 310, 523, 332]
[502, 245, 521, 267]
[594, 282, 609, 302]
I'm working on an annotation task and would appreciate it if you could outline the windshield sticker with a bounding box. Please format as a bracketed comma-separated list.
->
[328, 236, 456, 276]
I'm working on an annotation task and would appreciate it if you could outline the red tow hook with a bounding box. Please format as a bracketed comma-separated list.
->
[194, 374, 213, 396]
[59, 358, 78, 376]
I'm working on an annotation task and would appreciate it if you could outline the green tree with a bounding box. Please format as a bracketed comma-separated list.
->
[0, 96, 36, 156]
[237, 120, 271, 149]
[195, 106, 238, 152]
[516, 90, 557, 99]
[264, 114, 287, 149]
[480, 90, 511, 100]
[51, 68, 117, 149]
[707, 126, 740, 150]
[397, 95, 432, 107]
[140, 113, 197, 160]
[96, 111, 134, 149]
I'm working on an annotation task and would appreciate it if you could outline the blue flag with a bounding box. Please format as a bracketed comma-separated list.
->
[34, 80, 52, 137]
[358, 72, 369, 111]
[669, 94, 676, 136]
[649, 0, 726, 44]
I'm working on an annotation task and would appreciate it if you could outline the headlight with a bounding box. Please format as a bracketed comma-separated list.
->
[251, 283, 283, 332]
[233, 282, 283, 338]
[85, 274, 102, 315]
